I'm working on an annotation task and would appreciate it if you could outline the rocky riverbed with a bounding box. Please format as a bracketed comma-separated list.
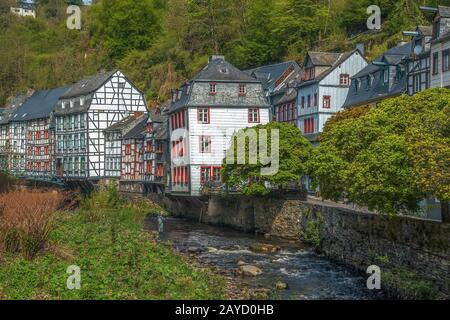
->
[144, 216, 384, 300]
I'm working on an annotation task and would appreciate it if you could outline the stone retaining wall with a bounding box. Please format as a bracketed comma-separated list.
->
[144, 193, 449, 298]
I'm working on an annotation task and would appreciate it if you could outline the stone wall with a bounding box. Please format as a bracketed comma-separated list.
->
[153, 194, 449, 298]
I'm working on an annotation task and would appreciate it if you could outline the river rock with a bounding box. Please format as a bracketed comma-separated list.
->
[275, 281, 288, 290]
[237, 260, 248, 266]
[264, 233, 271, 240]
[187, 247, 202, 254]
[240, 265, 263, 276]
[249, 243, 281, 254]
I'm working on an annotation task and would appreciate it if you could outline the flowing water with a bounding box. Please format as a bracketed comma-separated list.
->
[144, 216, 383, 300]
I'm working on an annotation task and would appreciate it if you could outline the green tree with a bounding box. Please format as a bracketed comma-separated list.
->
[90, 0, 160, 60]
[309, 89, 450, 221]
[223, 122, 312, 196]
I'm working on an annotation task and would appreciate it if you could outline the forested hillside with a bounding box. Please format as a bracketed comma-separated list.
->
[1, 0, 450, 107]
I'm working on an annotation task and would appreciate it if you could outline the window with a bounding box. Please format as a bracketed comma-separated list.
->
[156, 142, 163, 154]
[44, 146, 49, 155]
[442, 50, 449, 72]
[248, 108, 260, 123]
[340, 74, 350, 86]
[366, 75, 374, 89]
[198, 108, 210, 124]
[301, 96, 305, 108]
[433, 52, 439, 75]
[201, 167, 211, 184]
[414, 74, 421, 93]
[304, 118, 314, 134]
[156, 164, 164, 178]
[212, 167, 221, 182]
[239, 84, 246, 96]
[323, 96, 331, 109]
[382, 69, 389, 85]
[200, 136, 211, 153]
[125, 144, 131, 155]
[44, 130, 49, 139]
[209, 83, 217, 94]
[146, 161, 153, 174]
[307, 95, 311, 108]
[118, 82, 125, 90]
[146, 141, 153, 152]
[313, 93, 318, 107]
[304, 67, 315, 80]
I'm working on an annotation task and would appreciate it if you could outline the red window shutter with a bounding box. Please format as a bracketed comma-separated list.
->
[171, 115, 175, 129]
[182, 111, 185, 127]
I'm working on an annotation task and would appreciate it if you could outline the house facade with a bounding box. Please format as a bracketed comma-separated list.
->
[16, 87, 69, 178]
[104, 113, 146, 179]
[246, 61, 301, 120]
[119, 116, 147, 193]
[404, 26, 432, 95]
[167, 55, 270, 196]
[10, 1, 36, 18]
[54, 70, 148, 180]
[143, 108, 169, 194]
[429, 6, 450, 89]
[297, 50, 368, 145]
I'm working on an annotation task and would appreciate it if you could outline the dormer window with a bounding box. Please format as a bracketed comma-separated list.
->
[304, 67, 315, 81]
[80, 96, 85, 106]
[209, 83, 217, 95]
[177, 90, 182, 100]
[366, 74, 374, 89]
[239, 84, 246, 96]
[340, 74, 350, 86]
[172, 92, 177, 103]
[70, 100, 74, 108]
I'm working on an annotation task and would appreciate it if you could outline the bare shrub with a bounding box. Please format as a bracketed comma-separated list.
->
[0, 190, 64, 260]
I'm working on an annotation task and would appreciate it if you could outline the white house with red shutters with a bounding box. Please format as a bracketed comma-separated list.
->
[167, 55, 270, 196]
[297, 49, 368, 145]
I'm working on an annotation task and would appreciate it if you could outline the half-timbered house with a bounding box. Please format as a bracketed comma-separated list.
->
[119, 116, 147, 193]
[0, 95, 27, 172]
[404, 26, 432, 95]
[143, 107, 169, 194]
[167, 55, 270, 196]
[54, 70, 148, 181]
[14, 86, 69, 178]
[104, 113, 146, 178]
[297, 49, 368, 145]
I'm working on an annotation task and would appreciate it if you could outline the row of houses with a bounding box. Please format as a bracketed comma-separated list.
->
[1, 5, 449, 197]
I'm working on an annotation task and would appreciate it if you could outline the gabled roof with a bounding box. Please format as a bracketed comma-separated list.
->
[438, 5, 450, 18]
[343, 42, 412, 108]
[60, 70, 117, 99]
[194, 56, 258, 82]
[122, 115, 148, 140]
[10, 86, 69, 122]
[307, 52, 342, 66]
[104, 113, 146, 133]
[417, 25, 432, 36]
[245, 60, 300, 91]
[298, 49, 364, 88]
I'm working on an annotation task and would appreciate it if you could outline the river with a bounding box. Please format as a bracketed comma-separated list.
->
[144, 216, 384, 300]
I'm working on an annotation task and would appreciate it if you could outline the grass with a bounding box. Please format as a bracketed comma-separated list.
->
[383, 267, 438, 300]
[0, 186, 224, 300]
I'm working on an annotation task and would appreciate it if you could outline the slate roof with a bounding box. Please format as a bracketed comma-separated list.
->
[122, 115, 148, 140]
[439, 5, 450, 18]
[104, 113, 146, 133]
[60, 70, 117, 99]
[343, 42, 412, 108]
[194, 56, 258, 82]
[245, 60, 300, 91]
[417, 25, 433, 36]
[308, 52, 342, 66]
[10, 86, 69, 122]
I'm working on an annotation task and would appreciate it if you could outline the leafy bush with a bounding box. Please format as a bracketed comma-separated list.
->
[300, 211, 323, 249]
[0, 190, 64, 260]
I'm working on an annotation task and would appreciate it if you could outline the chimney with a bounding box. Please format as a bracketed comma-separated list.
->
[209, 55, 225, 63]
[355, 43, 365, 56]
